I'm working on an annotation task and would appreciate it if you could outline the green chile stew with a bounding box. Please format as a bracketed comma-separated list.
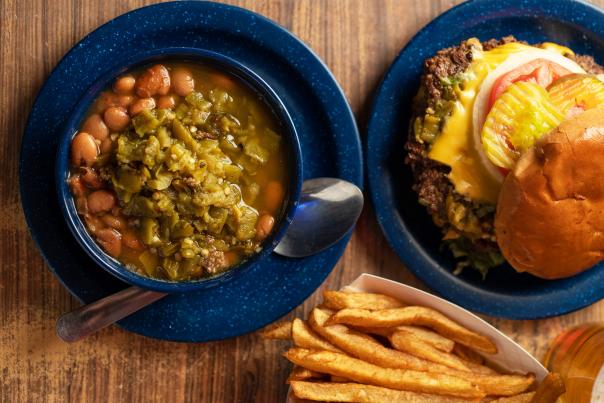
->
[68, 62, 288, 281]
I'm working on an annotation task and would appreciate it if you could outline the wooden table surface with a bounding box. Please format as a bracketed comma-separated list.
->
[2, 0, 604, 401]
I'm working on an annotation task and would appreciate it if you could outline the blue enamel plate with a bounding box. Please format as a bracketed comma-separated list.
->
[20, 1, 362, 341]
[366, 0, 604, 319]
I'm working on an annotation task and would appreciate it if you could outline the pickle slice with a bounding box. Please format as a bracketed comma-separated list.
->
[548, 73, 604, 117]
[481, 81, 564, 169]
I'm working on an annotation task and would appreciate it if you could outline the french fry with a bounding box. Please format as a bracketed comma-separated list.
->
[292, 318, 342, 352]
[356, 325, 457, 355]
[309, 307, 466, 374]
[322, 290, 404, 310]
[290, 381, 480, 403]
[462, 359, 499, 376]
[389, 330, 471, 371]
[453, 344, 485, 364]
[260, 321, 292, 340]
[471, 373, 535, 397]
[312, 308, 533, 396]
[397, 325, 456, 353]
[356, 325, 456, 352]
[530, 373, 565, 403]
[453, 345, 500, 376]
[327, 307, 497, 354]
[491, 392, 536, 402]
[265, 291, 540, 401]
[331, 375, 351, 382]
[311, 308, 495, 379]
[284, 348, 485, 398]
[352, 326, 396, 337]
[287, 366, 326, 383]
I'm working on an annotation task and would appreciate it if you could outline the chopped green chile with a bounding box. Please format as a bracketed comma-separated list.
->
[132, 110, 161, 136]
[68, 62, 288, 281]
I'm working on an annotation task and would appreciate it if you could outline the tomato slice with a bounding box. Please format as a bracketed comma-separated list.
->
[488, 59, 572, 109]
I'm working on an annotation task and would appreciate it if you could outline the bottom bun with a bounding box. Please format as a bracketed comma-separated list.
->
[495, 108, 604, 279]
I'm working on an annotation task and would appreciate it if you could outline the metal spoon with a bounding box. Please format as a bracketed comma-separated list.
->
[56, 178, 363, 342]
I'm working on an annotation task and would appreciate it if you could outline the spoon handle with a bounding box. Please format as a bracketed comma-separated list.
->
[56, 287, 167, 342]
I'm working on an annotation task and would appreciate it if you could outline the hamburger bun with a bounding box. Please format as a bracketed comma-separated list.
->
[495, 108, 604, 279]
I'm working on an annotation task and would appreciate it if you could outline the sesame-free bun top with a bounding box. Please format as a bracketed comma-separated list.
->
[495, 108, 604, 279]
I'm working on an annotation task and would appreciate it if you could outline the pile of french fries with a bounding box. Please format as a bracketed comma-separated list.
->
[261, 290, 565, 403]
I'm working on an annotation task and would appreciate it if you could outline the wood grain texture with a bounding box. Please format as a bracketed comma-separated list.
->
[1, 0, 603, 402]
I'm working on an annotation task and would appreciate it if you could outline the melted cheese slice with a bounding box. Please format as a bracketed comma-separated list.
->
[428, 40, 583, 204]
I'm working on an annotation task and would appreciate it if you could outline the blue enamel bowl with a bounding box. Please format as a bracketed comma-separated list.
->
[55, 48, 303, 293]
[366, 0, 604, 319]
[20, 1, 361, 342]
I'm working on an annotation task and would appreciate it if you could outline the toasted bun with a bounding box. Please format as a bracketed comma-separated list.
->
[495, 108, 604, 279]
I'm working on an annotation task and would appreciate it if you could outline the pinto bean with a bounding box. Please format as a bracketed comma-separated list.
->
[87, 190, 116, 214]
[75, 196, 88, 215]
[101, 214, 124, 230]
[264, 181, 285, 212]
[100, 138, 113, 154]
[223, 251, 239, 267]
[255, 213, 275, 241]
[103, 106, 130, 131]
[82, 113, 109, 141]
[84, 214, 105, 234]
[111, 206, 122, 217]
[117, 95, 134, 108]
[211, 73, 235, 90]
[96, 228, 122, 258]
[129, 97, 156, 116]
[171, 67, 195, 96]
[157, 95, 176, 109]
[79, 167, 102, 189]
[71, 132, 98, 166]
[68, 175, 86, 197]
[135, 64, 170, 98]
[113, 75, 136, 95]
[122, 230, 145, 251]
[94, 91, 119, 113]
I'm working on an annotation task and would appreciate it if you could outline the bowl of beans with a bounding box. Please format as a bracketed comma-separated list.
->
[55, 48, 302, 292]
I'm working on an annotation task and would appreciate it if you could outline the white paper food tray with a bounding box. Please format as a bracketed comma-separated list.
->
[286, 273, 548, 402]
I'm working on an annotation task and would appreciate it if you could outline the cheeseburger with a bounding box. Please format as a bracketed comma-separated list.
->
[406, 36, 604, 279]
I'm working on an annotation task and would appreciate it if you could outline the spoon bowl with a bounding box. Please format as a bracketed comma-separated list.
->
[274, 178, 364, 258]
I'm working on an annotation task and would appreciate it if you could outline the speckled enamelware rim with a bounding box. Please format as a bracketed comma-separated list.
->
[19, 1, 362, 341]
[366, 0, 604, 319]
[55, 47, 303, 293]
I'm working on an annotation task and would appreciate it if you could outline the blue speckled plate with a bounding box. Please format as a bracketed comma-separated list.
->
[20, 1, 362, 341]
[366, 0, 604, 319]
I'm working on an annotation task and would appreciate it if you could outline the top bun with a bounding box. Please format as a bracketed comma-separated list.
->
[495, 108, 604, 279]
